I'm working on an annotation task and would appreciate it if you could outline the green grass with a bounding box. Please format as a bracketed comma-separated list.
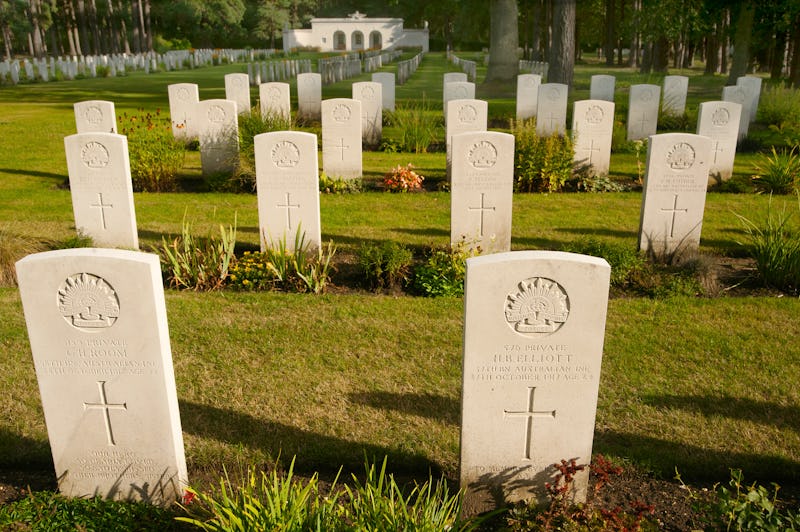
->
[1, 53, 799, 524]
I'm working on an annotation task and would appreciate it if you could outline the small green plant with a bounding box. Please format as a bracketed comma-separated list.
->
[758, 85, 800, 140]
[156, 217, 237, 291]
[512, 119, 575, 193]
[736, 197, 800, 294]
[562, 238, 645, 286]
[119, 109, 185, 192]
[357, 241, 414, 290]
[385, 99, 440, 153]
[658, 111, 691, 131]
[413, 241, 478, 297]
[178, 457, 341, 531]
[319, 173, 362, 193]
[232, 109, 294, 192]
[382, 163, 425, 192]
[712, 470, 800, 531]
[752, 146, 800, 195]
[53, 232, 95, 249]
[0, 490, 182, 530]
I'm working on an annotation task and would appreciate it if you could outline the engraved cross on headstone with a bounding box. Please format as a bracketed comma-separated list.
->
[712, 141, 723, 164]
[468, 193, 495, 237]
[334, 138, 349, 160]
[660, 194, 688, 238]
[90, 193, 113, 230]
[544, 112, 559, 131]
[582, 139, 601, 164]
[83, 380, 127, 446]
[277, 192, 300, 231]
[504, 386, 556, 460]
[637, 112, 649, 134]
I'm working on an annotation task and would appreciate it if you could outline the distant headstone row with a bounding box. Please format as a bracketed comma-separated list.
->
[246, 59, 313, 85]
[519, 60, 549, 77]
[0, 48, 274, 85]
[448, 52, 478, 82]
[397, 52, 424, 85]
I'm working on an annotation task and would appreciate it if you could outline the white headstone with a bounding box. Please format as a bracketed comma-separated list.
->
[736, 76, 762, 123]
[516, 74, 541, 121]
[662, 75, 689, 116]
[224, 73, 251, 115]
[589, 74, 615, 102]
[446, 98, 488, 179]
[697, 101, 741, 183]
[572, 100, 615, 176]
[535, 83, 569, 136]
[195, 99, 239, 176]
[321, 98, 362, 180]
[444, 81, 476, 119]
[297, 73, 322, 121]
[167, 83, 199, 139]
[15, 248, 187, 505]
[450, 131, 514, 254]
[64, 133, 138, 249]
[259, 82, 291, 121]
[638, 133, 712, 258]
[722, 85, 751, 140]
[74, 100, 117, 134]
[352, 81, 383, 147]
[255, 131, 321, 251]
[460, 250, 611, 515]
[371, 72, 396, 112]
[627, 84, 661, 141]
[444, 72, 468, 88]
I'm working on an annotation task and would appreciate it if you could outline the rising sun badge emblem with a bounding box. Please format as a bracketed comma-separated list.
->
[58, 273, 120, 330]
[505, 278, 569, 335]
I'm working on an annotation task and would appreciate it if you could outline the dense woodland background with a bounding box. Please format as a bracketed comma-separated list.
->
[2, 1, 800, 87]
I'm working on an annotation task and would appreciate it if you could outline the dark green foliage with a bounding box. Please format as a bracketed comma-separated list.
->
[562, 238, 645, 286]
[412, 243, 477, 297]
[319, 174, 363, 193]
[231, 109, 293, 193]
[358, 241, 414, 291]
[120, 109, 185, 192]
[752, 146, 800, 195]
[512, 119, 575, 193]
[0, 491, 187, 531]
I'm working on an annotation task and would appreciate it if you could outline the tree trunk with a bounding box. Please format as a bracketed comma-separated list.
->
[791, 15, 800, 88]
[770, 30, 787, 80]
[704, 28, 718, 74]
[143, 0, 152, 51]
[485, 0, 519, 82]
[532, 0, 541, 60]
[653, 36, 668, 72]
[617, 0, 624, 65]
[29, 0, 45, 58]
[604, 0, 615, 66]
[2, 24, 14, 60]
[131, 0, 141, 53]
[726, 1, 754, 83]
[548, 0, 575, 87]
[628, 0, 640, 67]
[88, 0, 102, 54]
[76, 0, 91, 55]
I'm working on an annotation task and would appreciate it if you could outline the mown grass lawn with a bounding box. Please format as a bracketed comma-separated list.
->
[0, 52, 798, 502]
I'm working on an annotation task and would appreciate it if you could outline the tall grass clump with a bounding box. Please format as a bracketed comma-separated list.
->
[178, 458, 340, 531]
[120, 109, 185, 192]
[752, 146, 800, 194]
[758, 85, 800, 144]
[231, 109, 293, 192]
[385, 100, 439, 153]
[357, 241, 414, 291]
[562, 238, 645, 286]
[512, 119, 575, 192]
[156, 217, 237, 291]
[736, 197, 800, 294]
[0, 229, 46, 286]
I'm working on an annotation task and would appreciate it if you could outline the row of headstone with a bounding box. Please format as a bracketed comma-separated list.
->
[519, 60, 548, 77]
[397, 52, 424, 85]
[448, 52, 478, 82]
[363, 50, 402, 73]
[318, 56, 363, 85]
[722, 76, 762, 140]
[0, 48, 277, 85]
[246, 59, 313, 86]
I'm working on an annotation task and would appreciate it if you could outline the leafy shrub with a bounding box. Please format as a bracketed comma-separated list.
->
[229, 229, 336, 294]
[231, 109, 294, 192]
[758, 85, 800, 130]
[413, 242, 478, 297]
[562, 238, 645, 286]
[0, 491, 183, 531]
[156, 218, 237, 291]
[752, 146, 800, 195]
[358, 241, 414, 290]
[120, 109, 185, 192]
[382, 163, 424, 192]
[736, 198, 800, 294]
[710, 470, 800, 531]
[658, 111, 691, 131]
[319, 173, 362, 194]
[512, 119, 575, 193]
[628, 262, 705, 299]
[385, 100, 440, 153]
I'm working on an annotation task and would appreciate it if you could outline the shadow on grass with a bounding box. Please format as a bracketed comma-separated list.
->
[392, 227, 450, 238]
[0, 168, 67, 182]
[553, 227, 638, 239]
[594, 429, 800, 483]
[642, 393, 800, 433]
[178, 400, 439, 477]
[347, 391, 459, 426]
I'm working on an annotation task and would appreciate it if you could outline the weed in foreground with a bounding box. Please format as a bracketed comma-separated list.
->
[120, 108, 185, 192]
[413, 240, 479, 297]
[752, 145, 800, 195]
[0, 229, 47, 287]
[512, 118, 575, 193]
[357, 241, 414, 291]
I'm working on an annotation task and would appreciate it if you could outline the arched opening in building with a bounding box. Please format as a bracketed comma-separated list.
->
[351, 31, 364, 51]
[334, 31, 346, 50]
[369, 31, 382, 50]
